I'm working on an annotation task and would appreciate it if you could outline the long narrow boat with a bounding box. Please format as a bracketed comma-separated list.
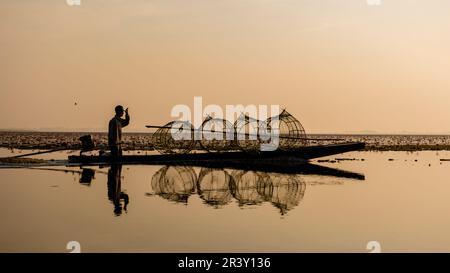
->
[68, 142, 365, 166]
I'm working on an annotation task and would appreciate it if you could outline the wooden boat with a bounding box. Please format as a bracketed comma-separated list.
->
[68, 142, 365, 166]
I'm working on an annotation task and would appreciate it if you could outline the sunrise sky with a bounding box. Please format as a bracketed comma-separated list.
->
[1, 0, 450, 133]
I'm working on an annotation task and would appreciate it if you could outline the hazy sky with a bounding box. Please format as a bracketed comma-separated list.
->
[1, 0, 450, 133]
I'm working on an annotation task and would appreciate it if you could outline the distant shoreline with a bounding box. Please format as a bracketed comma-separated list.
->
[1, 130, 450, 136]
[1, 131, 450, 152]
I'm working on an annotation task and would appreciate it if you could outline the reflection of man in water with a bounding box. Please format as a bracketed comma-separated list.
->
[107, 164, 129, 216]
[108, 105, 130, 157]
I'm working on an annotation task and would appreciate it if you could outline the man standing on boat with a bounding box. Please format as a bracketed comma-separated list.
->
[108, 105, 130, 157]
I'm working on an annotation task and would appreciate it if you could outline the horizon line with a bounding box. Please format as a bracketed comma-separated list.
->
[1, 128, 450, 136]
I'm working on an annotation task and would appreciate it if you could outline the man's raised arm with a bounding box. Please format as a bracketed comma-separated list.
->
[121, 108, 130, 127]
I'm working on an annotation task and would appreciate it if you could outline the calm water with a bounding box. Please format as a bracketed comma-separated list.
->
[1, 149, 450, 252]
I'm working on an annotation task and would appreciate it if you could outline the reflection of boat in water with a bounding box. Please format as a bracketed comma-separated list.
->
[149, 164, 347, 215]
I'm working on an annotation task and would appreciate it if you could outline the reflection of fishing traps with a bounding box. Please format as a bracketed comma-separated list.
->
[151, 166, 197, 203]
[230, 170, 266, 205]
[256, 173, 306, 215]
[150, 166, 306, 214]
[231, 170, 305, 213]
[197, 168, 235, 207]
[152, 121, 196, 154]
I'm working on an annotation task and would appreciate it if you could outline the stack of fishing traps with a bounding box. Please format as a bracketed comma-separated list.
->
[151, 109, 307, 154]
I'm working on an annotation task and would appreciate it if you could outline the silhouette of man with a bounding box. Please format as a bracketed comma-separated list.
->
[108, 105, 130, 157]
[107, 164, 129, 216]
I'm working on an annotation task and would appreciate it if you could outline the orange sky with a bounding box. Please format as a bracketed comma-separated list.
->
[1, 0, 450, 134]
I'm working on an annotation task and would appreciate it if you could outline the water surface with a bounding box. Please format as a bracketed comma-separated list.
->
[1, 150, 450, 252]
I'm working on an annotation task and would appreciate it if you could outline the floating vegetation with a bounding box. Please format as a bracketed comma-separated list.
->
[0, 157, 46, 164]
[2, 132, 450, 152]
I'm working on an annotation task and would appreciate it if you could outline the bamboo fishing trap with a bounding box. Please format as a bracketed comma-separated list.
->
[148, 109, 308, 154]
